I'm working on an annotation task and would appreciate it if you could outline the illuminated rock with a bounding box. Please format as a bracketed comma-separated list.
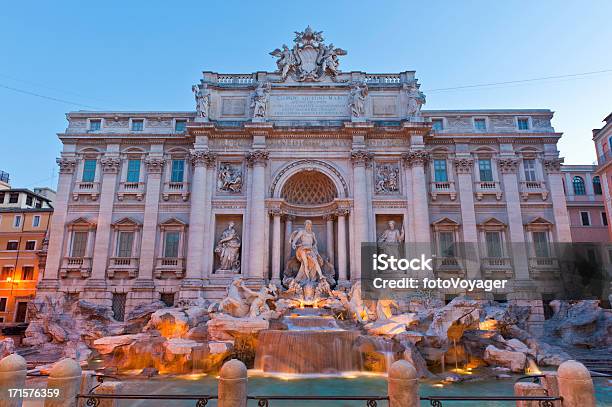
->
[484, 344, 527, 372]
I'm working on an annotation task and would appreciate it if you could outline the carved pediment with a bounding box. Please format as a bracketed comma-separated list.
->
[112, 217, 141, 229]
[478, 217, 507, 229]
[525, 216, 553, 227]
[159, 217, 187, 228]
[66, 217, 96, 227]
[432, 217, 460, 226]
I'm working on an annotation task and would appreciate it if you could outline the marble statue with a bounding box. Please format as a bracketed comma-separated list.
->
[348, 282, 370, 323]
[218, 277, 250, 317]
[376, 299, 399, 320]
[378, 220, 405, 259]
[349, 81, 368, 119]
[240, 284, 276, 319]
[406, 85, 425, 117]
[216, 277, 278, 319]
[252, 81, 271, 119]
[289, 220, 324, 283]
[217, 163, 243, 193]
[192, 85, 210, 120]
[214, 222, 241, 272]
[375, 164, 400, 194]
[269, 26, 346, 82]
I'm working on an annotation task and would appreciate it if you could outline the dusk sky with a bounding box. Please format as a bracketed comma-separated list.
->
[2, 1, 611, 189]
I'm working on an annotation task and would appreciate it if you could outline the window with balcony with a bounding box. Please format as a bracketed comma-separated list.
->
[25, 241, 36, 251]
[532, 231, 550, 257]
[431, 118, 444, 131]
[82, 159, 97, 182]
[523, 159, 537, 181]
[21, 266, 34, 280]
[6, 241, 18, 251]
[175, 120, 187, 132]
[438, 231, 455, 257]
[70, 231, 88, 257]
[593, 176, 602, 195]
[474, 118, 487, 131]
[131, 119, 144, 131]
[517, 117, 530, 130]
[117, 231, 134, 258]
[478, 159, 493, 182]
[573, 176, 586, 195]
[164, 231, 180, 258]
[433, 159, 448, 182]
[485, 231, 503, 258]
[89, 119, 101, 131]
[171, 160, 185, 182]
[126, 159, 141, 183]
[580, 211, 591, 226]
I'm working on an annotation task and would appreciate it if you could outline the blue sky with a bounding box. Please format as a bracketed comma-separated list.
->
[2, 1, 611, 189]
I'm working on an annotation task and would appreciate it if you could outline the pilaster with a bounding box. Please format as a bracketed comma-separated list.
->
[544, 158, 572, 242]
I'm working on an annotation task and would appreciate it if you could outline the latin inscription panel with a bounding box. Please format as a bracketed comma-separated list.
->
[269, 94, 348, 118]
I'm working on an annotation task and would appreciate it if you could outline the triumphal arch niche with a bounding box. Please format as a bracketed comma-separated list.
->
[185, 25, 429, 298]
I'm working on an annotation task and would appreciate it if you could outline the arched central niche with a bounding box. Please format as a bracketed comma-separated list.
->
[281, 171, 338, 205]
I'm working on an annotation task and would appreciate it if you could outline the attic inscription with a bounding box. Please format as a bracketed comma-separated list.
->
[269, 95, 348, 117]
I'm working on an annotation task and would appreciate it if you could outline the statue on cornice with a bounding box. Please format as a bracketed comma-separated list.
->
[270, 44, 297, 80]
[349, 81, 368, 119]
[192, 84, 210, 121]
[251, 81, 271, 120]
[406, 84, 425, 118]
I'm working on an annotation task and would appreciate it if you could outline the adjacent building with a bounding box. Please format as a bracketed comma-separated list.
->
[35, 28, 594, 332]
[0, 185, 53, 325]
[593, 113, 612, 241]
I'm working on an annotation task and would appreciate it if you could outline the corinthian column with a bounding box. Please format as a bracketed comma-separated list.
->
[246, 150, 269, 280]
[324, 214, 335, 265]
[402, 150, 431, 245]
[283, 215, 294, 266]
[185, 149, 216, 285]
[270, 208, 282, 284]
[336, 207, 349, 283]
[454, 157, 480, 279]
[137, 156, 164, 286]
[40, 157, 77, 290]
[90, 155, 121, 283]
[499, 158, 529, 280]
[350, 150, 372, 281]
[544, 158, 572, 242]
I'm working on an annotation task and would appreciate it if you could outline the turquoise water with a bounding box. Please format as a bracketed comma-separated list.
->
[110, 372, 612, 407]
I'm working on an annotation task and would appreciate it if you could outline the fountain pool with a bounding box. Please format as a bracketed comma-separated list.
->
[94, 372, 611, 407]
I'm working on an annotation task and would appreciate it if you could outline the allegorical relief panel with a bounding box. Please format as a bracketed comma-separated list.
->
[374, 162, 400, 194]
[217, 163, 244, 193]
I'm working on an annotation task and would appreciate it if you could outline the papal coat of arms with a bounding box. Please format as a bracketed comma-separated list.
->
[270, 26, 347, 82]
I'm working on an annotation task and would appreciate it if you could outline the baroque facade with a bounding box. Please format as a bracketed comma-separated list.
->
[40, 28, 572, 325]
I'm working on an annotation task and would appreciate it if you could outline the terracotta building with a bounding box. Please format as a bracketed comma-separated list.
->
[0, 186, 53, 325]
[593, 112, 612, 241]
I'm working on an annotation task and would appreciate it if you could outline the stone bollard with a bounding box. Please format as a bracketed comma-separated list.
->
[557, 360, 596, 407]
[388, 360, 419, 407]
[0, 354, 27, 407]
[218, 359, 247, 407]
[45, 358, 82, 407]
[514, 382, 547, 407]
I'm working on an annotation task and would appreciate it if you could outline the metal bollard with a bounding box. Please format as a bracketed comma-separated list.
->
[0, 354, 27, 407]
[388, 360, 419, 407]
[218, 359, 247, 407]
[45, 358, 82, 407]
[557, 360, 596, 407]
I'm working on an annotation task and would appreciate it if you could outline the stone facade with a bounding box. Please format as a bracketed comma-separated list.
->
[39, 28, 573, 327]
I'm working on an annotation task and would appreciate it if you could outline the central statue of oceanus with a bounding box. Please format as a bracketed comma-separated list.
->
[289, 220, 324, 283]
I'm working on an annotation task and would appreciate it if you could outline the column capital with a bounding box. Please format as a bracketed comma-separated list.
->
[246, 149, 269, 167]
[190, 149, 217, 168]
[401, 150, 430, 167]
[322, 213, 336, 221]
[283, 214, 296, 222]
[543, 158, 563, 174]
[453, 157, 474, 174]
[498, 158, 519, 174]
[145, 156, 165, 173]
[100, 156, 121, 173]
[56, 157, 77, 174]
[350, 150, 373, 167]
[335, 207, 350, 217]
[268, 207, 283, 217]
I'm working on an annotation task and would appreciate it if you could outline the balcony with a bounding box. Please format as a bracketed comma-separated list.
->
[528, 257, 560, 279]
[162, 182, 190, 201]
[474, 181, 502, 201]
[59, 257, 92, 278]
[433, 256, 465, 277]
[107, 257, 139, 278]
[72, 182, 100, 201]
[117, 182, 145, 201]
[520, 181, 548, 201]
[154, 257, 185, 278]
[480, 257, 513, 277]
[430, 181, 457, 201]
